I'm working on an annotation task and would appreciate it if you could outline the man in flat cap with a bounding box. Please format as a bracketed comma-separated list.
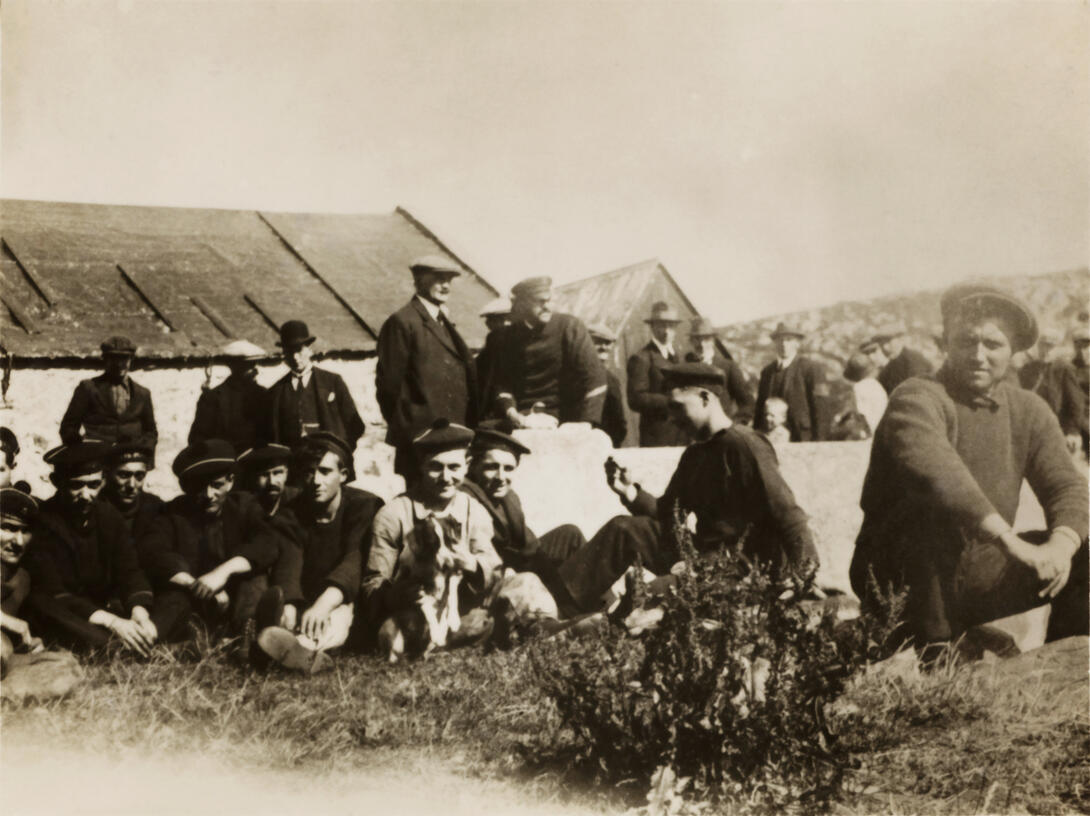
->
[1017, 328, 1085, 455]
[873, 320, 934, 395]
[257, 432, 384, 671]
[627, 301, 687, 447]
[237, 443, 296, 519]
[189, 339, 270, 455]
[361, 420, 501, 648]
[376, 256, 478, 480]
[490, 277, 606, 430]
[685, 316, 755, 425]
[753, 322, 831, 442]
[268, 320, 364, 459]
[137, 440, 283, 637]
[851, 283, 1088, 657]
[461, 426, 587, 614]
[101, 434, 165, 540]
[587, 324, 628, 447]
[60, 335, 158, 456]
[557, 362, 819, 613]
[24, 441, 183, 655]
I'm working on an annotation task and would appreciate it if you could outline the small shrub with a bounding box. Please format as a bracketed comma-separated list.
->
[531, 512, 901, 813]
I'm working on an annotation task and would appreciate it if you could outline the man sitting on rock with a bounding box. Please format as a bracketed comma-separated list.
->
[851, 283, 1088, 657]
[138, 440, 282, 637]
[257, 433, 384, 672]
[101, 435, 164, 540]
[556, 363, 820, 614]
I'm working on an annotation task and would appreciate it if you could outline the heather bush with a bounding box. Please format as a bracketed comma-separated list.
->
[531, 514, 902, 813]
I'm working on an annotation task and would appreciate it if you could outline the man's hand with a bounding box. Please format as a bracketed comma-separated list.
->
[130, 605, 159, 642]
[604, 457, 638, 503]
[2, 614, 35, 644]
[192, 566, 230, 600]
[281, 604, 298, 631]
[300, 604, 331, 642]
[1000, 531, 1078, 598]
[108, 616, 154, 657]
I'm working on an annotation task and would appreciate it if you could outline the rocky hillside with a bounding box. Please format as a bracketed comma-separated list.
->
[720, 267, 1089, 381]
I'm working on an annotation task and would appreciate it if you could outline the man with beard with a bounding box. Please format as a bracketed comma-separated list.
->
[24, 441, 184, 654]
[556, 363, 819, 614]
[851, 284, 1088, 656]
[237, 443, 295, 519]
[138, 440, 282, 636]
[188, 340, 270, 454]
[257, 433, 384, 671]
[60, 336, 157, 454]
[101, 435, 164, 540]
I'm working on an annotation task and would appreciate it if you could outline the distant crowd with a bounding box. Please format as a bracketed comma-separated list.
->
[2, 259, 1087, 697]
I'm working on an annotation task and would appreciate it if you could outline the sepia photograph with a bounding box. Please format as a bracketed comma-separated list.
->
[1, 1, 1087, 813]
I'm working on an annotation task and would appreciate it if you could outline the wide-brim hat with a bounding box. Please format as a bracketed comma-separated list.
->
[689, 316, 717, 338]
[644, 301, 682, 324]
[410, 255, 462, 277]
[276, 320, 316, 349]
[44, 439, 114, 476]
[939, 283, 1038, 353]
[222, 339, 267, 360]
[770, 322, 805, 340]
[587, 323, 617, 344]
[0, 487, 37, 523]
[470, 426, 532, 458]
[661, 362, 725, 390]
[297, 431, 353, 467]
[173, 439, 236, 482]
[411, 418, 475, 456]
[101, 335, 137, 357]
[511, 276, 553, 300]
[237, 443, 293, 471]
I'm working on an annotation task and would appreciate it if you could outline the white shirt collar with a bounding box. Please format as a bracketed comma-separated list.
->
[777, 353, 797, 370]
[651, 338, 675, 360]
[415, 294, 450, 322]
[291, 367, 313, 388]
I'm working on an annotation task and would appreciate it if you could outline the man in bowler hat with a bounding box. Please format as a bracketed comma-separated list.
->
[753, 323, 831, 441]
[685, 316, 755, 424]
[376, 255, 478, 479]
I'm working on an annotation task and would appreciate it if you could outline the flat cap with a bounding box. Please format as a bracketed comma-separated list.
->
[770, 321, 805, 340]
[644, 301, 682, 324]
[412, 418, 475, 455]
[479, 297, 512, 318]
[872, 320, 907, 341]
[471, 426, 532, 458]
[940, 283, 1038, 352]
[410, 255, 462, 277]
[661, 362, 725, 390]
[222, 339, 266, 359]
[587, 323, 617, 344]
[689, 316, 717, 337]
[0, 487, 37, 523]
[110, 432, 154, 465]
[172, 439, 236, 482]
[101, 335, 137, 356]
[511, 276, 553, 299]
[298, 431, 353, 466]
[44, 439, 114, 475]
[0, 427, 19, 459]
[237, 443, 293, 471]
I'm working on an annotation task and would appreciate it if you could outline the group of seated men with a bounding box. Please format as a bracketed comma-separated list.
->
[2, 279, 1088, 689]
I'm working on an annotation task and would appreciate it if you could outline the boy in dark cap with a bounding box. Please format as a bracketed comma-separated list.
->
[2, 488, 44, 670]
[851, 283, 1088, 655]
[490, 277, 606, 430]
[361, 420, 501, 643]
[754, 323, 831, 441]
[188, 340, 270, 454]
[237, 443, 296, 518]
[59, 335, 158, 453]
[557, 362, 819, 613]
[376, 256, 478, 479]
[257, 432, 384, 670]
[137, 440, 282, 636]
[102, 434, 165, 540]
[267, 320, 364, 455]
[24, 441, 181, 655]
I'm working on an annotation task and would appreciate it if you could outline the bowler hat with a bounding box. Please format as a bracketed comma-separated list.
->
[222, 339, 267, 360]
[172, 439, 236, 482]
[44, 440, 114, 475]
[0, 487, 37, 524]
[587, 323, 617, 344]
[770, 322, 805, 340]
[471, 426, 532, 458]
[277, 320, 316, 349]
[689, 317, 718, 338]
[297, 431, 353, 467]
[236, 443, 293, 472]
[410, 255, 462, 277]
[644, 302, 681, 324]
[101, 336, 136, 357]
[511, 277, 553, 299]
[661, 362, 724, 391]
[939, 283, 1038, 352]
[479, 297, 512, 318]
[411, 418, 475, 456]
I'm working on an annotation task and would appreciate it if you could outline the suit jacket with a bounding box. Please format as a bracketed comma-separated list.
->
[137, 492, 281, 587]
[627, 342, 687, 447]
[877, 347, 933, 394]
[599, 369, 628, 447]
[376, 298, 477, 448]
[59, 375, 158, 453]
[188, 375, 269, 453]
[684, 350, 756, 423]
[754, 356, 831, 442]
[267, 367, 364, 450]
[27, 496, 154, 619]
[1020, 359, 1088, 437]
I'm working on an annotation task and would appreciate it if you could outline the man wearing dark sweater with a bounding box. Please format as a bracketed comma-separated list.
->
[263, 433, 384, 667]
[851, 284, 1088, 650]
[490, 277, 606, 429]
[557, 363, 819, 613]
[101, 435, 164, 541]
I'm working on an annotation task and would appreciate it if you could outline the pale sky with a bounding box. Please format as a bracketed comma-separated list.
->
[3, 0, 1087, 323]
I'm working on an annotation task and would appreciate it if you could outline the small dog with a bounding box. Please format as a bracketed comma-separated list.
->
[378, 515, 463, 663]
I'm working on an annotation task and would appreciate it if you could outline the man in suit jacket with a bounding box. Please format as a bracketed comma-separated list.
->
[267, 320, 365, 458]
[873, 321, 934, 394]
[1019, 328, 1086, 453]
[59, 336, 158, 457]
[627, 302, 687, 447]
[188, 339, 269, 454]
[587, 324, 628, 447]
[376, 256, 478, 479]
[685, 316, 755, 424]
[754, 322, 831, 442]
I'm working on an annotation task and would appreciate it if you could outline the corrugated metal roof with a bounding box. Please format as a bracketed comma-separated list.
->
[0, 199, 499, 359]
